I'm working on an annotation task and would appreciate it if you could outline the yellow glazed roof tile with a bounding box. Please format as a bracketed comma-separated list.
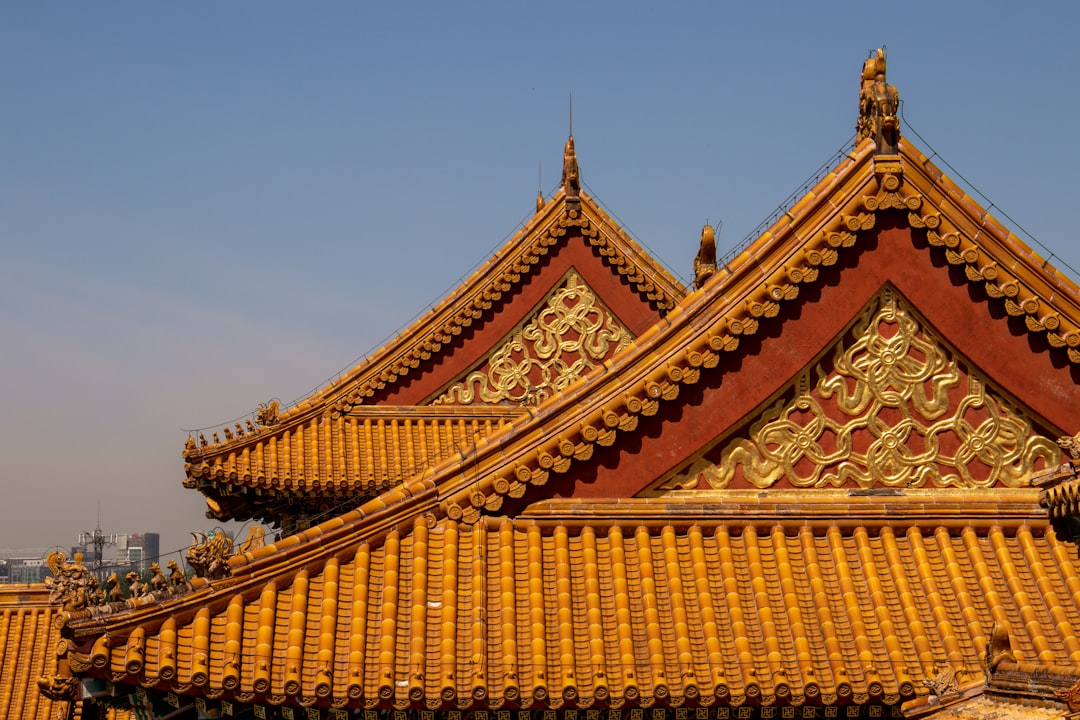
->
[184, 190, 687, 472]
[0, 585, 74, 720]
[48, 51, 1080, 719]
[63, 507, 1080, 713]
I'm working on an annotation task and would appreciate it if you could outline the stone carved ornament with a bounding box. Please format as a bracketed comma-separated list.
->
[654, 287, 1060, 492]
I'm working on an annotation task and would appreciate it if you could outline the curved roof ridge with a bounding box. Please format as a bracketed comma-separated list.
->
[82, 132, 1080, 634]
[185, 189, 688, 459]
[73, 142, 878, 633]
[900, 141, 1080, 313]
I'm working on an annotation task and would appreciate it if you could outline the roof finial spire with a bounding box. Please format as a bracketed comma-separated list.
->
[856, 47, 900, 155]
[561, 94, 581, 201]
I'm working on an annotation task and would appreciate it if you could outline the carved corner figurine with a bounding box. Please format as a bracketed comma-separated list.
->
[857, 48, 900, 154]
[44, 551, 94, 611]
[694, 224, 718, 290]
[167, 559, 189, 590]
[1056, 678, 1080, 713]
[561, 136, 580, 200]
[105, 573, 124, 604]
[186, 531, 234, 580]
[36, 674, 79, 702]
[1058, 432, 1080, 462]
[88, 575, 106, 607]
[256, 400, 280, 427]
[922, 663, 960, 699]
[237, 525, 267, 555]
[125, 571, 147, 599]
[149, 561, 168, 593]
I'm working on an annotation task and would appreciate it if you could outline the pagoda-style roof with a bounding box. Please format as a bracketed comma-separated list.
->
[50, 51, 1080, 719]
[183, 175, 689, 527]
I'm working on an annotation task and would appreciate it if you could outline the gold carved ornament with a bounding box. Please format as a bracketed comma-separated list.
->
[657, 288, 1059, 491]
[434, 271, 633, 405]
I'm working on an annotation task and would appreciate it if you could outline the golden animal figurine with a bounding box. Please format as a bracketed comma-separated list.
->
[149, 561, 168, 593]
[922, 664, 959, 699]
[88, 575, 105, 606]
[44, 551, 94, 611]
[199, 432, 208, 447]
[105, 573, 124, 604]
[186, 531, 234, 580]
[1056, 678, 1080, 713]
[857, 48, 900, 153]
[223, 426, 234, 441]
[35, 675, 79, 702]
[256, 399, 280, 427]
[167, 559, 188, 589]
[125, 570, 147, 599]
[245, 419, 256, 433]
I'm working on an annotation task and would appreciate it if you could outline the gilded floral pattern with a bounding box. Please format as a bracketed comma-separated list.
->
[654, 287, 1059, 491]
[433, 271, 633, 406]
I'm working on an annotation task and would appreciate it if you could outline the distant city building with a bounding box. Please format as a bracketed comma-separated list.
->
[0, 532, 163, 584]
[112, 532, 160, 573]
[0, 547, 53, 585]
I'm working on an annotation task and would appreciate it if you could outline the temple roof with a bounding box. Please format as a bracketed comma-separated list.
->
[183, 182, 689, 525]
[50, 51, 1080, 718]
[0, 585, 77, 720]
[59, 503, 1080, 711]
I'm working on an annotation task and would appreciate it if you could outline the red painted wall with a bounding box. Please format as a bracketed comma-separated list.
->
[370, 230, 669, 405]
[545, 215, 1079, 499]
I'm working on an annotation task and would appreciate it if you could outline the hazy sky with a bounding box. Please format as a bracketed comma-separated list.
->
[3, 3, 1079, 562]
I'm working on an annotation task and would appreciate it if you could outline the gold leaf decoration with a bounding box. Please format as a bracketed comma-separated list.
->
[653, 286, 1059, 492]
[433, 271, 633, 406]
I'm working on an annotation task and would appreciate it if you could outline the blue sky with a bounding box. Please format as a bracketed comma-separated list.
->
[2, 3, 1079, 560]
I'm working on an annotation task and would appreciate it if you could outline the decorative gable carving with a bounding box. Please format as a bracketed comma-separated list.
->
[650, 286, 1060, 493]
[432, 270, 633, 406]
